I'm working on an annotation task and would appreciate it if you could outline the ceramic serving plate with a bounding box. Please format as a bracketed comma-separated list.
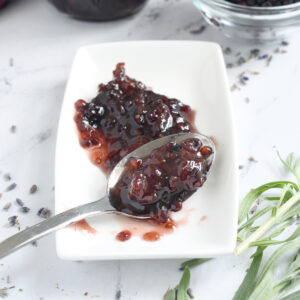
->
[55, 41, 238, 260]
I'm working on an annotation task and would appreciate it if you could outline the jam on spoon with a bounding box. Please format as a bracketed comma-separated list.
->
[110, 138, 213, 223]
[0, 132, 215, 258]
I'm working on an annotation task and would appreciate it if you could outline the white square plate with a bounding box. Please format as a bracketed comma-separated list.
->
[55, 41, 238, 260]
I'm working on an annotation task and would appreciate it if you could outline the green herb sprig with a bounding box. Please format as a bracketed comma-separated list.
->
[164, 152, 300, 300]
[236, 152, 300, 256]
[164, 268, 192, 300]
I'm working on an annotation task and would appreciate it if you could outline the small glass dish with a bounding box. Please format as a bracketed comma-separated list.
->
[193, 0, 300, 43]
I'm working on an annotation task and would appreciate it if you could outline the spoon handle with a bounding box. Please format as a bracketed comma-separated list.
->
[0, 196, 109, 259]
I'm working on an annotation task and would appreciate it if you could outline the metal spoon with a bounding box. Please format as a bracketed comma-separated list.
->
[0, 132, 215, 259]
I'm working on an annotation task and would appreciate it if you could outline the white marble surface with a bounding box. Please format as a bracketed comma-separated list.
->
[1, 0, 300, 299]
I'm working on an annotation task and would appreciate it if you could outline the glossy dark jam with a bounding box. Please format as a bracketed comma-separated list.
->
[143, 231, 160, 242]
[75, 63, 196, 174]
[74, 63, 213, 223]
[116, 230, 131, 242]
[110, 139, 213, 222]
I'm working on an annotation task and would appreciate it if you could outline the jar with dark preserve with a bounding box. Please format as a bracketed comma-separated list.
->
[0, 0, 8, 9]
[48, 0, 148, 21]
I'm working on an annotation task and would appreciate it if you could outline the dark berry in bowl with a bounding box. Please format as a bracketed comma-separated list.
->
[226, 0, 299, 6]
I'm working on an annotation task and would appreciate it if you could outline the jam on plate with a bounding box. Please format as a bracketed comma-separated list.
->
[75, 63, 213, 223]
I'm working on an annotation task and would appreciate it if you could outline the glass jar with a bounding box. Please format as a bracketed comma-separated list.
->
[49, 0, 148, 21]
[193, 0, 300, 42]
[0, 0, 8, 9]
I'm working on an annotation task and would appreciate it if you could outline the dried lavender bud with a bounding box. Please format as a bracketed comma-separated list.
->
[239, 77, 249, 86]
[249, 156, 258, 162]
[19, 207, 30, 213]
[187, 288, 195, 299]
[231, 84, 240, 92]
[3, 173, 11, 181]
[8, 216, 19, 227]
[3, 202, 11, 211]
[223, 47, 232, 55]
[281, 41, 289, 46]
[250, 205, 258, 214]
[29, 184, 38, 194]
[4, 183, 16, 192]
[31, 241, 37, 247]
[274, 48, 280, 53]
[10, 125, 16, 133]
[8, 216, 17, 222]
[258, 54, 268, 60]
[266, 55, 273, 67]
[0, 288, 8, 298]
[190, 25, 206, 35]
[37, 208, 51, 219]
[237, 57, 246, 66]
[250, 49, 260, 57]
[16, 198, 24, 207]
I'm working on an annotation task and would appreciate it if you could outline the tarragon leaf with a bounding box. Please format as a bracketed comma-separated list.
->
[249, 222, 293, 247]
[238, 181, 299, 225]
[277, 152, 300, 186]
[277, 278, 300, 299]
[274, 251, 300, 297]
[164, 289, 176, 300]
[295, 158, 300, 172]
[287, 250, 300, 274]
[279, 291, 300, 300]
[277, 185, 293, 210]
[180, 258, 212, 270]
[264, 196, 280, 201]
[177, 268, 191, 300]
[265, 221, 292, 239]
[248, 269, 274, 300]
[257, 240, 300, 286]
[276, 271, 300, 289]
[278, 206, 300, 223]
[238, 206, 273, 233]
[233, 247, 264, 300]
[277, 152, 295, 173]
